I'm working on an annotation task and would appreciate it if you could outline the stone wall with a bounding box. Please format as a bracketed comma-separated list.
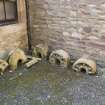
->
[0, 23, 28, 51]
[0, 0, 28, 58]
[28, 0, 105, 65]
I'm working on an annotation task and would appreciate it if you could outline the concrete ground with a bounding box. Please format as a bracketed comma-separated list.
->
[0, 61, 105, 105]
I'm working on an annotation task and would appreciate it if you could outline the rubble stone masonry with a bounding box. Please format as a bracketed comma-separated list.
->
[28, 0, 105, 65]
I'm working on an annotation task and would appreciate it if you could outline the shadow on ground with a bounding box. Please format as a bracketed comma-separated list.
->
[0, 61, 105, 105]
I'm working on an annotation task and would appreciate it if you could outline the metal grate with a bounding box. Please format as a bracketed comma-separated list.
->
[0, 0, 18, 26]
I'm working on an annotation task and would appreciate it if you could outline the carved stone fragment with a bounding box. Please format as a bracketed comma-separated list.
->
[25, 56, 41, 68]
[32, 44, 48, 59]
[8, 48, 27, 70]
[72, 56, 97, 75]
[49, 49, 70, 68]
[0, 59, 8, 75]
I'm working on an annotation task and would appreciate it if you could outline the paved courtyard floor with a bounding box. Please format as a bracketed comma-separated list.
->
[0, 61, 105, 105]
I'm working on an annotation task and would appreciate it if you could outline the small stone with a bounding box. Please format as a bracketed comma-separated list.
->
[25, 57, 41, 68]
[19, 72, 23, 76]
[0, 59, 8, 74]
[63, 32, 70, 36]
[72, 56, 96, 75]
[83, 26, 92, 33]
[71, 32, 84, 39]
[9, 70, 13, 73]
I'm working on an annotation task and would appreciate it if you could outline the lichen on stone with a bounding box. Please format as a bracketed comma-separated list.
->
[8, 48, 27, 70]
[32, 44, 48, 59]
[25, 56, 41, 68]
[72, 56, 97, 75]
[0, 59, 8, 75]
[49, 49, 70, 68]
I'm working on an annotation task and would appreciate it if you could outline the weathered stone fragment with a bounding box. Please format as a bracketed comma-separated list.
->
[72, 56, 97, 75]
[49, 49, 70, 68]
[8, 48, 27, 70]
[25, 56, 41, 68]
[0, 59, 8, 75]
[32, 44, 48, 59]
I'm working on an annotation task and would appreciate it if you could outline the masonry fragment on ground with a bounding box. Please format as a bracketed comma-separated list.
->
[8, 48, 27, 70]
[25, 56, 41, 68]
[72, 56, 97, 75]
[0, 59, 8, 75]
[49, 49, 70, 68]
[32, 44, 48, 59]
